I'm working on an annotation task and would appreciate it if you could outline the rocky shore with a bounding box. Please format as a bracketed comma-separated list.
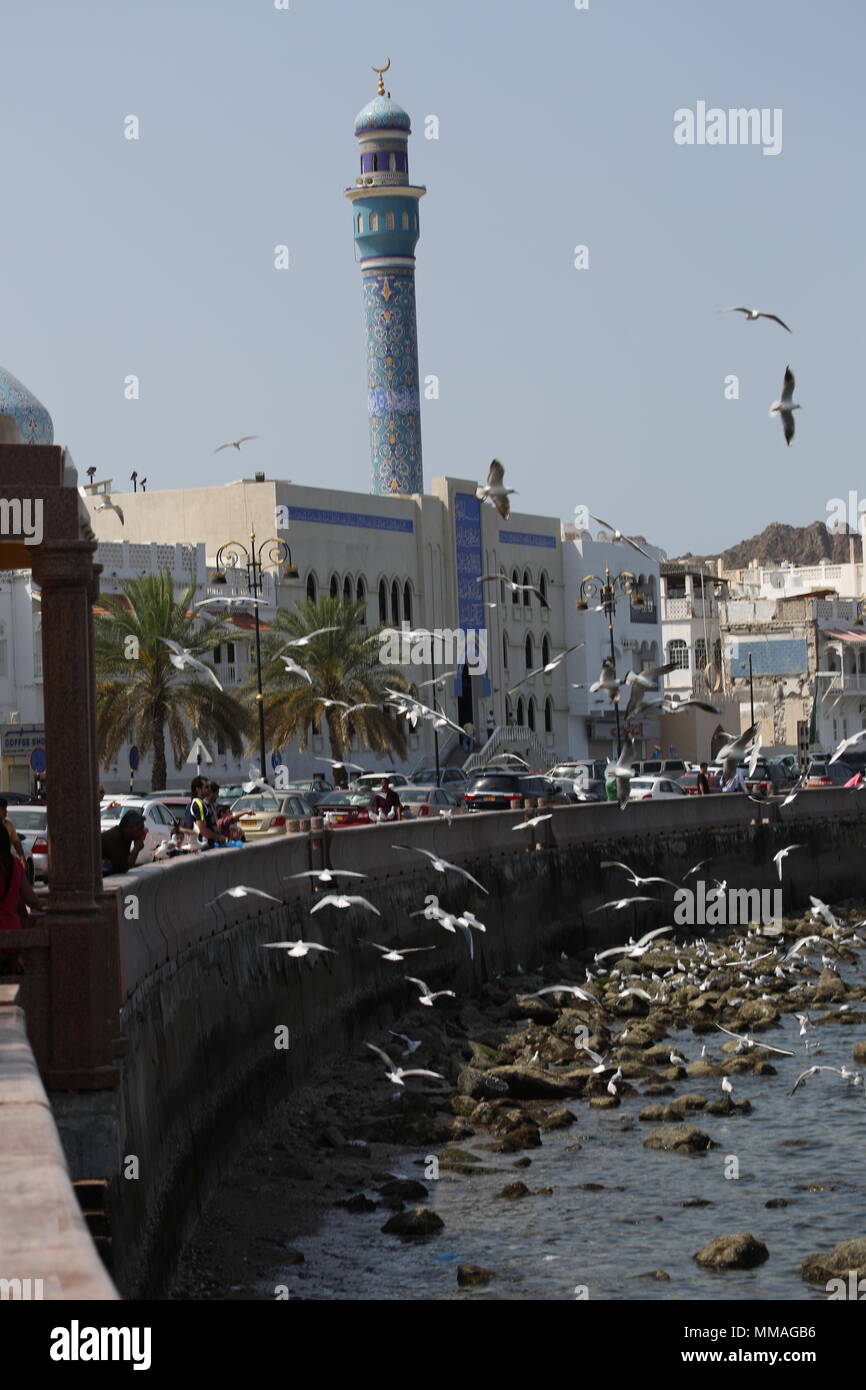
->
[170, 904, 866, 1300]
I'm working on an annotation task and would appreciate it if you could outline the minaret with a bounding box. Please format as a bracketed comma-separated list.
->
[345, 62, 426, 495]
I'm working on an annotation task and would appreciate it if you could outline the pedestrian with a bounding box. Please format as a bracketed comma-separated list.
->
[101, 810, 147, 875]
[183, 777, 226, 850]
[696, 762, 711, 795]
[370, 777, 402, 822]
[0, 823, 44, 971]
[605, 774, 618, 802]
[215, 802, 245, 842]
[0, 797, 26, 867]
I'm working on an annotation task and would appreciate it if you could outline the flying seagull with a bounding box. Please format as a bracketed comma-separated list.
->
[772, 844, 804, 881]
[279, 656, 313, 685]
[590, 657, 620, 701]
[207, 885, 283, 908]
[714, 1024, 794, 1056]
[364, 1042, 444, 1087]
[507, 642, 585, 694]
[528, 983, 596, 1003]
[722, 306, 791, 332]
[261, 940, 335, 958]
[157, 637, 224, 690]
[513, 814, 553, 830]
[93, 497, 125, 525]
[588, 514, 653, 561]
[389, 1030, 422, 1056]
[769, 366, 800, 446]
[314, 757, 366, 772]
[214, 435, 259, 453]
[405, 976, 456, 1007]
[367, 942, 437, 963]
[475, 459, 516, 520]
[287, 869, 367, 884]
[279, 627, 340, 649]
[790, 1065, 856, 1095]
[590, 895, 657, 914]
[476, 569, 548, 605]
[600, 860, 678, 889]
[392, 844, 489, 894]
[717, 723, 760, 783]
[309, 894, 381, 915]
[194, 595, 262, 611]
[830, 730, 866, 764]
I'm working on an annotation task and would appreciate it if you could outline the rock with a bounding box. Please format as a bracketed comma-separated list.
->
[319, 1126, 347, 1149]
[640, 1104, 673, 1123]
[283, 1249, 305, 1265]
[439, 1147, 482, 1169]
[506, 997, 559, 1024]
[694, 1233, 769, 1270]
[458, 1066, 510, 1101]
[496, 1181, 530, 1200]
[450, 1096, 476, 1117]
[580, 1182, 605, 1191]
[644, 1124, 715, 1154]
[813, 968, 847, 1003]
[669, 1093, 709, 1115]
[336, 1193, 377, 1213]
[488, 1123, 542, 1153]
[486, 1064, 577, 1100]
[637, 1270, 671, 1281]
[589, 1094, 620, 1109]
[853, 1040, 866, 1064]
[682, 1198, 712, 1207]
[706, 1096, 752, 1116]
[378, 1179, 429, 1200]
[801, 1237, 866, 1285]
[685, 1059, 722, 1078]
[513, 1156, 532, 1167]
[540, 1107, 577, 1130]
[468, 1040, 510, 1069]
[765, 1198, 789, 1208]
[381, 1206, 444, 1237]
[642, 1083, 676, 1096]
[457, 1264, 495, 1287]
[737, 1000, 779, 1028]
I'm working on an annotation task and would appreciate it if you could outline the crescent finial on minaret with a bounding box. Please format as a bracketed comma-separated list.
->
[372, 58, 391, 95]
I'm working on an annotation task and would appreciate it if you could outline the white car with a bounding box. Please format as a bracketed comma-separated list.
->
[351, 772, 410, 791]
[99, 797, 180, 864]
[628, 776, 690, 802]
[10, 806, 49, 883]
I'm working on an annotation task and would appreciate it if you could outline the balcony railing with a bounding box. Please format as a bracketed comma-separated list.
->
[630, 602, 657, 624]
[662, 597, 719, 620]
[818, 671, 866, 695]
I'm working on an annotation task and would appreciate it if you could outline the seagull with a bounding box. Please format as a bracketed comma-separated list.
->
[476, 569, 547, 605]
[367, 942, 437, 963]
[784, 933, 827, 961]
[600, 860, 678, 889]
[309, 894, 380, 915]
[416, 670, 458, 690]
[314, 757, 366, 773]
[364, 1042, 443, 1086]
[287, 869, 367, 884]
[591, 895, 657, 915]
[454, 910, 486, 933]
[507, 643, 585, 694]
[606, 1068, 622, 1096]
[261, 940, 335, 958]
[830, 730, 866, 764]
[528, 983, 596, 1003]
[279, 628, 340, 649]
[746, 736, 763, 779]
[194, 595, 262, 611]
[389, 1031, 422, 1056]
[661, 697, 721, 716]
[622, 663, 676, 716]
[715, 1024, 794, 1056]
[590, 657, 620, 700]
[588, 514, 653, 561]
[683, 858, 713, 881]
[207, 886, 283, 908]
[669, 1050, 686, 1066]
[93, 497, 125, 525]
[157, 637, 223, 689]
[316, 698, 351, 711]
[773, 844, 804, 881]
[405, 977, 456, 1008]
[722, 306, 791, 332]
[769, 366, 800, 446]
[808, 897, 841, 930]
[717, 723, 760, 782]
[391, 845, 489, 894]
[214, 435, 259, 453]
[618, 987, 653, 1002]
[340, 702, 379, 719]
[475, 459, 517, 519]
[278, 656, 313, 685]
[790, 1065, 851, 1095]
[513, 814, 553, 830]
[721, 1076, 733, 1096]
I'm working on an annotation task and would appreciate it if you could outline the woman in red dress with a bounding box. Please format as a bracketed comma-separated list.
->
[0, 823, 44, 969]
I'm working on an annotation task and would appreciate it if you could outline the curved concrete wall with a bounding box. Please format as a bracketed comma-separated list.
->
[61, 792, 866, 1296]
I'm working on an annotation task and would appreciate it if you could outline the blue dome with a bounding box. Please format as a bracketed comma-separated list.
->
[0, 366, 53, 445]
[354, 95, 411, 136]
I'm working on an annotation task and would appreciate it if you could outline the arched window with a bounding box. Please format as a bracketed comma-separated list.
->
[505, 694, 514, 726]
[539, 572, 548, 607]
[414, 214, 418, 230]
[403, 581, 412, 625]
[527, 697, 536, 732]
[402, 211, 409, 230]
[544, 697, 553, 733]
[356, 213, 363, 234]
[667, 638, 689, 670]
[369, 211, 379, 232]
[502, 633, 509, 670]
[306, 573, 317, 603]
[522, 570, 531, 607]
[516, 696, 525, 725]
[372, 154, 379, 172]
[541, 633, 551, 667]
[343, 576, 353, 603]
[511, 569, 520, 605]
[329, 573, 339, 600]
[378, 579, 387, 623]
[357, 576, 366, 607]
[385, 211, 395, 231]
[694, 637, 707, 671]
[391, 579, 400, 624]
[389, 153, 396, 171]
[525, 634, 533, 671]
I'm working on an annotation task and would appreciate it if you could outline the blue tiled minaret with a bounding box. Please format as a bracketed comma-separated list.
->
[345, 64, 426, 495]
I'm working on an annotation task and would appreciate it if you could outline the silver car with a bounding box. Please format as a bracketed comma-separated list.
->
[9, 806, 49, 883]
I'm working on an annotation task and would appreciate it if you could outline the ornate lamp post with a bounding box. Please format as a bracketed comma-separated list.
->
[575, 567, 642, 757]
[212, 533, 296, 780]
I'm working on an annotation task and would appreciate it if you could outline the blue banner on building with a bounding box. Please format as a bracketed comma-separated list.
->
[454, 493, 490, 697]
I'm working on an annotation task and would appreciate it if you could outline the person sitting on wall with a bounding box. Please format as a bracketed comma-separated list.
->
[370, 777, 402, 822]
[101, 810, 147, 875]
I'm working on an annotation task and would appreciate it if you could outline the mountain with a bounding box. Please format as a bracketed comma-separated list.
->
[680, 521, 859, 571]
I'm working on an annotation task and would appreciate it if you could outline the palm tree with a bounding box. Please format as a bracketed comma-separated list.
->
[257, 596, 413, 770]
[94, 573, 255, 791]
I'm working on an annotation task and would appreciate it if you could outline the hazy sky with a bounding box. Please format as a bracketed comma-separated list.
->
[2, 0, 861, 555]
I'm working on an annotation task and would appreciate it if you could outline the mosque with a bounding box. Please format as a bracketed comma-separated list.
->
[0, 71, 667, 792]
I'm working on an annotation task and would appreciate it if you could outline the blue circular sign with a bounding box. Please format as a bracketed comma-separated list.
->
[29, 746, 46, 773]
[271, 751, 283, 770]
[129, 745, 140, 771]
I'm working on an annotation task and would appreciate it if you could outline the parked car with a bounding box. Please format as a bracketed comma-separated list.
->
[804, 758, 854, 789]
[352, 772, 410, 790]
[628, 776, 689, 802]
[10, 805, 49, 883]
[564, 777, 607, 803]
[1, 791, 40, 805]
[218, 784, 248, 801]
[549, 760, 607, 785]
[99, 797, 177, 862]
[316, 791, 374, 827]
[739, 758, 792, 796]
[463, 772, 567, 811]
[229, 793, 313, 839]
[635, 759, 688, 778]
[409, 766, 468, 788]
[399, 786, 462, 817]
[677, 770, 719, 795]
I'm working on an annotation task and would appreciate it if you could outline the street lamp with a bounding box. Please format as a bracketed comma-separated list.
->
[212, 532, 293, 780]
[575, 567, 641, 757]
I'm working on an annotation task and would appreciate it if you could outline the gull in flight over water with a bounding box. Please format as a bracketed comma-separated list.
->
[715, 1024, 794, 1056]
[790, 1064, 862, 1095]
[769, 366, 800, 446]
[392, 844, 489, 894]
[157, 638, 223, 690]
[721, 306, 791, 332]
[475, 459, 517, 520]
[365, 1042, 444, 1086]
[214, 435, 259, 453]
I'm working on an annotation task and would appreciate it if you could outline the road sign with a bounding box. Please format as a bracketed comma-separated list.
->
[129, 745, 140, 771]
[29, 746, 46, 773]
[271, 751, 283, 770]
[185, 738, 213, 766]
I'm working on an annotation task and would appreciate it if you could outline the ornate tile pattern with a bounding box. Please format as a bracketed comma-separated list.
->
[362, 270, 423, 495]
[0, 366, 53, 445]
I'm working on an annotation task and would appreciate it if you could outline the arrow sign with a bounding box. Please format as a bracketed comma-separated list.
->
[186, 738, 213, 767]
